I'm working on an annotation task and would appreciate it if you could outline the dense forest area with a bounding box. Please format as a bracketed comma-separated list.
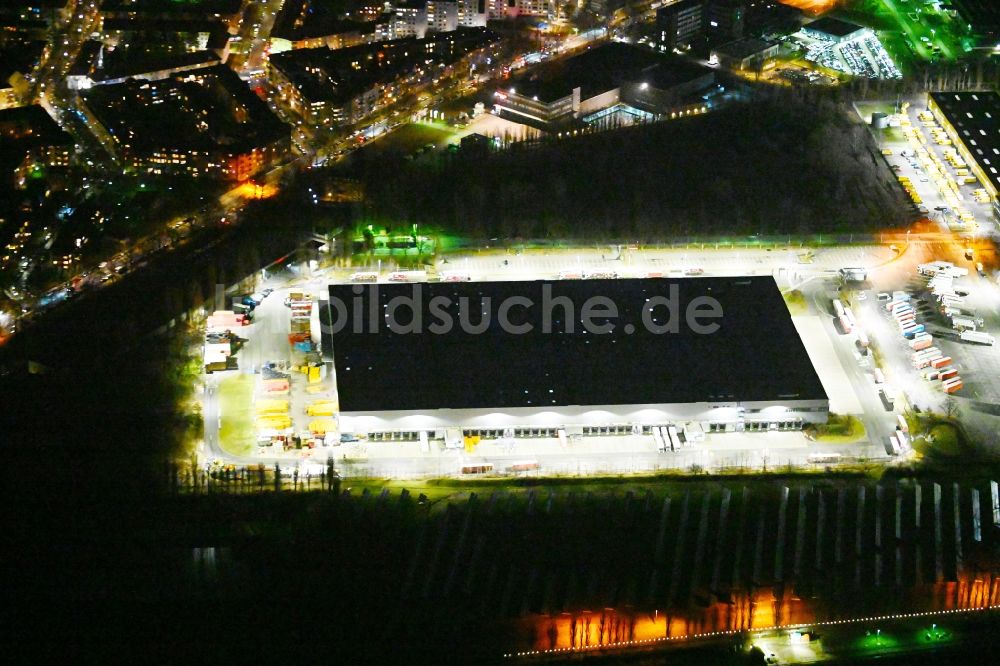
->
[355, 92, 912, 240]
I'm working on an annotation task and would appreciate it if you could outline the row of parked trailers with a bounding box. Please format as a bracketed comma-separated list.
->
[832, 299, 871, 349]
[887, 294, 963, 393]
[652, 425, 685, 452]
[886, 414, 912, 456]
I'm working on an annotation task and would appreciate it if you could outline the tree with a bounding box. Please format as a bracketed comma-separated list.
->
[944, 397, 959, 419]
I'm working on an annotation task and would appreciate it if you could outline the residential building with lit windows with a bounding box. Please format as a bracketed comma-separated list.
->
[928, 91, 1000, 215]
[393, 1, 428, 38]
[98, 0, 247, 30]
[270, 0, 371, 50]
[269, 27, 499, 127]
[0, 104, 73, 189]
[0, 38, 47, 109]
[456, 0, 488, 27]
[78, 65, 289, 181]
[427, 0, 458, 33]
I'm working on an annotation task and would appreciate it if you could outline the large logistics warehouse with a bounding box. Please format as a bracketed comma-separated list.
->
[326, 276, 829, 443]
[927, 91, 1000, 215]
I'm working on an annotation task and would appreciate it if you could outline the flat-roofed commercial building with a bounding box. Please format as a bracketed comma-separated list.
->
[327, 276, 829, 441]
[710, 37, 779, 71]
[800, 16, 866, 43]
[928, 91, 1000, 213]
[493, 42, 715, 128]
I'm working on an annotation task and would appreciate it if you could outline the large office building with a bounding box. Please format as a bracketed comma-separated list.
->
[657, 0, 707, 51]
[327, 276, 829, 442]
[493, 42, 715, 128]
[927, 91, 1000, 215]
[656, 0, 747, 51]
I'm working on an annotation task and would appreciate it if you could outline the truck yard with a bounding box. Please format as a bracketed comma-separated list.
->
[192, 236, 1000, 478]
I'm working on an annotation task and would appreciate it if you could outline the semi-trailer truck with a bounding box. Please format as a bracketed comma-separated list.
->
[960, 330, 995, 345]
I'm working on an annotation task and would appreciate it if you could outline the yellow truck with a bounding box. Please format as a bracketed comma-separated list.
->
[308, 418, 337, 434]
[256, 414, 292, 431]
[306, 400, 337, 416]
[255, 399, 289, 414]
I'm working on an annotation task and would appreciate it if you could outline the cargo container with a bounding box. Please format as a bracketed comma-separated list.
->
[350, 271, 379, 282]
[931, 356, 952, 369]
[910, 338, 933, 352]
[873, 368, 885, 384]
[838, 314, 853, 333]
[914, 352, 941, 365]
[843, 307, 856, 327]
[832, 299, 845, 316]
[891, 291, 910, 302]
[961, 330, 995, 345]
[914, 354, 942, 369]
[892, 305, 914, 318]
[942, 378, 963, 394]
[938, 367, 959, 381]
[897, 415, 909, 433]
[856, 331, 869, 348]
[922, 369, 939, 381]
[878, 388, 894, 411]
[263, 378, 290, 393]
[902, 324, 925, 338]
